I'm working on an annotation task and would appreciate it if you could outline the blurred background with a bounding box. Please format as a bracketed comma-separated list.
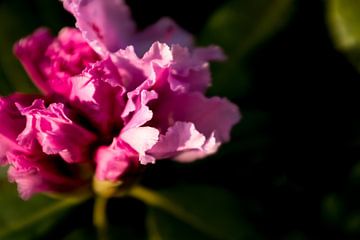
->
[1, 0, 360, 239]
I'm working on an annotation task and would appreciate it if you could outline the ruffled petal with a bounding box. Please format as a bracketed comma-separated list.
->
[7, 151, 85, 199]
[0, 94, 38, 164]
[69, 58, 125, 134]
[17, 99, 96, 163]
[95, 139, 137, 181]
[149, 121, 206, 160]
[62, 0, 193, 56]
[13, 28, 54, 94]
[120, 127, 159, 164]
[62, 0, 136, 55]
[13, 27, 100, 97]
[153, 92, 241, 143]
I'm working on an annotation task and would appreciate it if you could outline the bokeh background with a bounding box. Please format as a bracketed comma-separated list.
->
[1, 0, 360, 239]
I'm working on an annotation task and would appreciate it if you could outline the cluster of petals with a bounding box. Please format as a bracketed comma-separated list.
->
[0, 0, 240, 199]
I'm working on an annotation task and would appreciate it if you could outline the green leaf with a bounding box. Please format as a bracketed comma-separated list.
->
[129, 185, 260, 240]
[0, 181, 86, 240]
[327, 0, 360, 72]
[200, 0, 294, 97]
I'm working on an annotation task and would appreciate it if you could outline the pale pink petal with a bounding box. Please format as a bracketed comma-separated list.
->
[133, 17, 193, 56]
[62, 0, 193, 56]
[17, 99, 96, 163]
[149, 121, 206, 160]
[121, 90, 158, 131]
[153, 92, 241, 142]
[120, 127, 159, 164]
[174, 132, 221, 162]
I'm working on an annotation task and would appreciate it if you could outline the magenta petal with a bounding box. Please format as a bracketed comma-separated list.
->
[17, 99, 96, 163]
[62, 0, 136, 55]
[0, 94, 38, 164]
[7, 151, 84, 199]
[13, 28, 54, 94]
[149, 121, 206, 160]
[95, 139, 136, 181]
[69, 58, 125, 134]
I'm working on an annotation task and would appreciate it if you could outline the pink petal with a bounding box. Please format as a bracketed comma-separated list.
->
[121, 89, 158, 131]
[120, 127, 159, 164]
[13, 27, 100, 97]
[7, 151, 85, 199]
[0, 94, 38, 164]
[153, 92, 241, 142]
[69, 58, 125, 134]
[149, 121, 206, 160]
[133, 17, 194, 56]
[62, 0, 136, 55]
[17, 99, 96, 163]
[62, 0, 193, 56]
[95, 139, 137, 181]
[13, 28, 54, 94]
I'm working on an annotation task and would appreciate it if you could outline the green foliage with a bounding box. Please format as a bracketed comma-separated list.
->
[200, 0, 294, 97]
[131, 185, 260, 240]
[0, 181, 81, 240]
[327, 0, 360, 72]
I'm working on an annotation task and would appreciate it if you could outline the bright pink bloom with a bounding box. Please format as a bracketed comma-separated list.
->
[0, 0, 240, 199]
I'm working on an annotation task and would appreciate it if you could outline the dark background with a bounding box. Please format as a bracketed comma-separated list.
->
[1, 0, 360, 239]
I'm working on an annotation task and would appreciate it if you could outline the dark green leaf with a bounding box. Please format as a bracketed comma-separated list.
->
[327, 0, 360, 72]
[0, 181, 84, 240]
[200, 0, 294, 97]
[131, 185, 260, 240]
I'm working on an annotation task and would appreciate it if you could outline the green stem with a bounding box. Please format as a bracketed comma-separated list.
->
[127, 185, 214, 238]
[0, 196, 87, 238]
[93, 196, 109, 240]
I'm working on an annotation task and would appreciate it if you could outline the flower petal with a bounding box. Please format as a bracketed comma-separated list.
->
[95, 139, 137, 181]
[62, 0, 193, 56]
[0, 94, 38, 164]
[153, 92, 241, 142]
[69, 58, 126, 134]
[13, 28, 54, 94]
[62, 0, 136, 55]
[17, 99, 96, 163]
[149, 121, 206, 160]
[7, 151, 85, 199]
[120, 127, 159, 164]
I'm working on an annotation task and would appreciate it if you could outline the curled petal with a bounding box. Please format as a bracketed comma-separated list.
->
[7, 151, 85, 199]
[13, 28, 54, 94]
[69, 58, 125, 134]
[120, 127, 159, 164]
[95, 139, 137, 181]
[62, 0, 193, 56]
[17, 99, 96, 163]
[149, 121, 206, 160]
[0, 94, 38, 164]
[153, 92, 241, 142]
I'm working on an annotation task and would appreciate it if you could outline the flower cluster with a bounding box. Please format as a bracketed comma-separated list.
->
[0, 0, 240, 199]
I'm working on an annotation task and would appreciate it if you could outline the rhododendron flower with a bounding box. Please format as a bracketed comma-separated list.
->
[0, 0, 240, 199]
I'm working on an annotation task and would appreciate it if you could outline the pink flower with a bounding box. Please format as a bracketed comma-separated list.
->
[1, 0, 240, 199]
